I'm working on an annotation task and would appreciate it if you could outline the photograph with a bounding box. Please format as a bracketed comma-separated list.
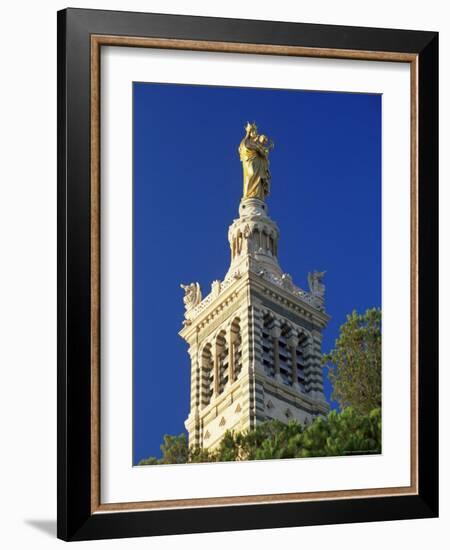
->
[133, 82, 382, 466]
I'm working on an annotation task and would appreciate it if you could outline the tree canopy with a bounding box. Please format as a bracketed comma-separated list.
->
[323, 308, 381, 415]
[138, 407, 381, 465]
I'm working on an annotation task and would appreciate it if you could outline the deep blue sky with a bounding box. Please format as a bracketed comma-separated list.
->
[133, 82, 381, 464]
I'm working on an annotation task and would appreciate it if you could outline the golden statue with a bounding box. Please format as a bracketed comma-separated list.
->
[238, 122, 274, 200]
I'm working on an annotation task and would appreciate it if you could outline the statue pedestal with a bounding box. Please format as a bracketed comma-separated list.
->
[239, 197, 268, 218]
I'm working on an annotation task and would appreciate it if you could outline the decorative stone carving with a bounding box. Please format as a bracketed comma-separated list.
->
[180, 282, 202, 312]
[211, 280, 222, 297]
[183, 277, 238, 322]
[308, 271, 326, 298]
[251, 264, 321, 308]
[281, 273, 294, 292]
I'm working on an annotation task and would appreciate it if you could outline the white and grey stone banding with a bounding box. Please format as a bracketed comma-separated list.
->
[180, 197, 330, 450]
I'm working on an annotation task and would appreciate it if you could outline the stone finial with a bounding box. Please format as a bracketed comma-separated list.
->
[281, 273, 294, 292]
[211, 280, 222, 297]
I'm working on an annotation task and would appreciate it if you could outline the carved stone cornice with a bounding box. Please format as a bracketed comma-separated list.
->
[179, 275, 248, 342]
[247, 270, 330, 328]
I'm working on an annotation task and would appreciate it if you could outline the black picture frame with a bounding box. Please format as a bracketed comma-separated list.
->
[57, 7, 438, 541]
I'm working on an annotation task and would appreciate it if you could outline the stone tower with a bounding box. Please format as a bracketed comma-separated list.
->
[179, 132, 330, 451]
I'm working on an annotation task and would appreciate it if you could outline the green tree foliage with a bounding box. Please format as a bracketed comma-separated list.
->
[138, 456, 160, 466]
[323, 308, 381, 415]
[138, 407, 381, 465]
[159, 434, 189, 464]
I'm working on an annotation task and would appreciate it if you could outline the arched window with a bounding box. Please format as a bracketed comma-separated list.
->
[261, 230, 268, 251]
[251, 228, 260, 251]
[269, 234, 274, 255]
[236, 232, 243, 255]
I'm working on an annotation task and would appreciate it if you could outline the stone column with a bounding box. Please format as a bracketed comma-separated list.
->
[257, 228, 262, 249]
[303, 340, 315, 394]
[228, 326, 235, 385]
[188, 345, 199, 410]
[305, 329, 326, 400]
[213, 345, 220, 397]
[271, 322, 281, 380]
[200, 348, 213, 409]
[287, 334, 299, 389]
[187, 344, 201, 447]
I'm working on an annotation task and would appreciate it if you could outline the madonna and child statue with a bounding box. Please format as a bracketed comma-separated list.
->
[238, 122, 274, 201]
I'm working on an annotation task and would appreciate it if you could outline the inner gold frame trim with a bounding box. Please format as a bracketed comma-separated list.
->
[90, 35, 419, 514]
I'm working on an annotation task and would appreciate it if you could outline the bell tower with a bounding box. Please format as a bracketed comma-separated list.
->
[179, 124, 330, 450]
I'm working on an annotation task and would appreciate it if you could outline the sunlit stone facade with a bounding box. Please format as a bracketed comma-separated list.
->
[179, 196, 330, 450]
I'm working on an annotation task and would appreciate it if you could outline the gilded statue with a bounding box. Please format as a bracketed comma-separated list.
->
[238, 122, 274, 201]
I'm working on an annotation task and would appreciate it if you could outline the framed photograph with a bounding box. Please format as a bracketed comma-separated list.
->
[57, 8, 438, 541]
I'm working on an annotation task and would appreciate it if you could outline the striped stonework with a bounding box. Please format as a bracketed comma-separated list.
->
[179, 196, 330, 451]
